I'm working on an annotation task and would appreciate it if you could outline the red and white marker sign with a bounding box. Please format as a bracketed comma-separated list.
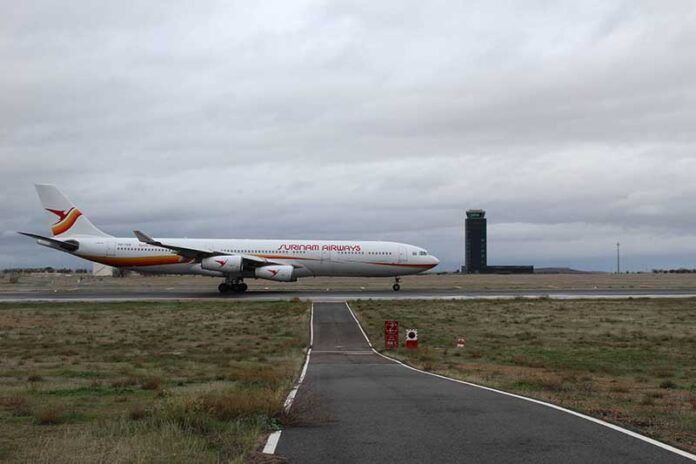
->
[456, 337, 466, 348]
[385, 320, 399, 350]
[405, 329, 418, 349]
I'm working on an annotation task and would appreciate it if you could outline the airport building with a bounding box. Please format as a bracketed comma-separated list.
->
[92, 262, 114, 276]
[463, 209, 534, 274]
[464, 209, 487, 273]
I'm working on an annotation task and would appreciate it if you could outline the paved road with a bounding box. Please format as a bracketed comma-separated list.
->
[2, 288, 696, 302]
[275, 302, 693, 464]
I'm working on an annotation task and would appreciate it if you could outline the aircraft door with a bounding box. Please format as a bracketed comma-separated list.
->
[105, 240, 116, 257]
[398, 246, 408, 264]
[321, 246, 334, 275]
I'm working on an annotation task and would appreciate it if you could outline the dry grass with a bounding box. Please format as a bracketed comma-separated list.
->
[34, 405, 66, 425]
[0, 300, 310, 463]
[128, 404, 149, 421]
[140, 377, 162, 391]
[351, 298, 696, 453]
[20, 420, 224, 464]
[202, 388, 281, 420]
[0, 395, 32, 417]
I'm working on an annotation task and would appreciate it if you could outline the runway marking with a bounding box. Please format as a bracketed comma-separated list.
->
[348, 303, 373, 349]
[263, 303, 314, 455]
[262, 431, 281, 454]
[344, 302, 696, 462]
[312, 350, 374, 354]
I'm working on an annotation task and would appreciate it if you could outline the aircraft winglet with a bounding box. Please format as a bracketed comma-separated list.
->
[134, 230, 156, 244]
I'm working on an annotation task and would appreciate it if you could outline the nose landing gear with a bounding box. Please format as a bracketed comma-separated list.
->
[218, 278, 248, 294]
[392, 276, 401, 292]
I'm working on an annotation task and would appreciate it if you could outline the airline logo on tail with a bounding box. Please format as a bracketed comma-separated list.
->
[46, 207, 82, 236]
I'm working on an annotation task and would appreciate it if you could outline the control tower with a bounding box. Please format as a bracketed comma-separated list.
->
[465, 209, 487, 273]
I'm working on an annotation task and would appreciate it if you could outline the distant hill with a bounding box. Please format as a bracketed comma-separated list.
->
[534, 267, 598, 274]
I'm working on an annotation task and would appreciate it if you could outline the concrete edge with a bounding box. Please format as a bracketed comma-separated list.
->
[262, 302, 315, 455]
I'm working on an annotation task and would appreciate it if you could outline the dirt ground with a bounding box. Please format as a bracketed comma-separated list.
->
[3, 272, 696, 294]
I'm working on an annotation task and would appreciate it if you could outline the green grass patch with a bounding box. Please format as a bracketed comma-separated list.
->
[503, 346, 658, 374]
[44, 386, 143, 397]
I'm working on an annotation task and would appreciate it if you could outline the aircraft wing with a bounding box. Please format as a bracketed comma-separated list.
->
[133, 230, 277, 266]
[134, 230, 219, 259]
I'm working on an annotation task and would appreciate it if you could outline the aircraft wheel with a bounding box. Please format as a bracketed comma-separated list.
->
[239, 283, 248, 293]
[392, 283, 401, 292]
[218, 283, 230, 293]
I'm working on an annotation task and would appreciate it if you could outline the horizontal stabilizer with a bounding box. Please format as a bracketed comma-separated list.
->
[18, 232, 79, 252]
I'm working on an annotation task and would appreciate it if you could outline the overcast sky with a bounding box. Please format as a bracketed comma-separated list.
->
[2, 0, 696, 272]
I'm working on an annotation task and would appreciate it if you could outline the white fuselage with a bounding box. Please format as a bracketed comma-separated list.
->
[71, 237, 439, 278]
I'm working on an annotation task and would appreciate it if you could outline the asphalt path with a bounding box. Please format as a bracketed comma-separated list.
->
[2, 288, 696, 302]
[274, 302, 694, 464]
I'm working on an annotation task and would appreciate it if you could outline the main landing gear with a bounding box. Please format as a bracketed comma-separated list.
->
[392, 276, 401, 292]
[218, 278, 248, 294]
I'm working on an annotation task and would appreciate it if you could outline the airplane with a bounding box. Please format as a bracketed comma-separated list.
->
[19, 185, 440, 293]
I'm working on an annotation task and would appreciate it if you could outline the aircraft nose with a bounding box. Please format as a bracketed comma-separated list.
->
[430, 255, 440, 267]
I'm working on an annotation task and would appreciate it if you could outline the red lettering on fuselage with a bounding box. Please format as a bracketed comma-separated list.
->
[278, 244, 320, 251]
[277, 243, 362, 252]
[321, 244, 362, 252]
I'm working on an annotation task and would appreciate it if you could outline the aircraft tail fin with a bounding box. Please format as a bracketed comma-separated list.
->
[34, 184, 111, 237]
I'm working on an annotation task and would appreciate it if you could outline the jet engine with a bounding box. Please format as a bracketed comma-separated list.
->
[201, 255, 243, 273]
[255, 265, 296, 282]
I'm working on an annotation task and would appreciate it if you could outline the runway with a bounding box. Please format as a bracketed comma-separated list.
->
[2, 287, 696, 302]
[273, 302, 693, 463]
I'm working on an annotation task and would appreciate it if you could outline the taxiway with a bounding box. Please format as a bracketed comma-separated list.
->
[1, 287, 696, 302]
[273, 302, 694, 463]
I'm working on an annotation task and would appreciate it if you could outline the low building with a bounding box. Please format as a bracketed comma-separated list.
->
[92, 262, 113, 276]
[485, 265, 534, 274]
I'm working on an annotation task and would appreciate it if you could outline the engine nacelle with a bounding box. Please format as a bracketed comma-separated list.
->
[255, 265, 296, 282]
[201, 255, 243, 273]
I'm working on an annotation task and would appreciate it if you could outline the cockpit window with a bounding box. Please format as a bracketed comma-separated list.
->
[419, 251, 427, 256]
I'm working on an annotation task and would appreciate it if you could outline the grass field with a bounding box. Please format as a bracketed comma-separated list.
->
[0, 301, 310, 463]
[351, 298, 696, 453]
